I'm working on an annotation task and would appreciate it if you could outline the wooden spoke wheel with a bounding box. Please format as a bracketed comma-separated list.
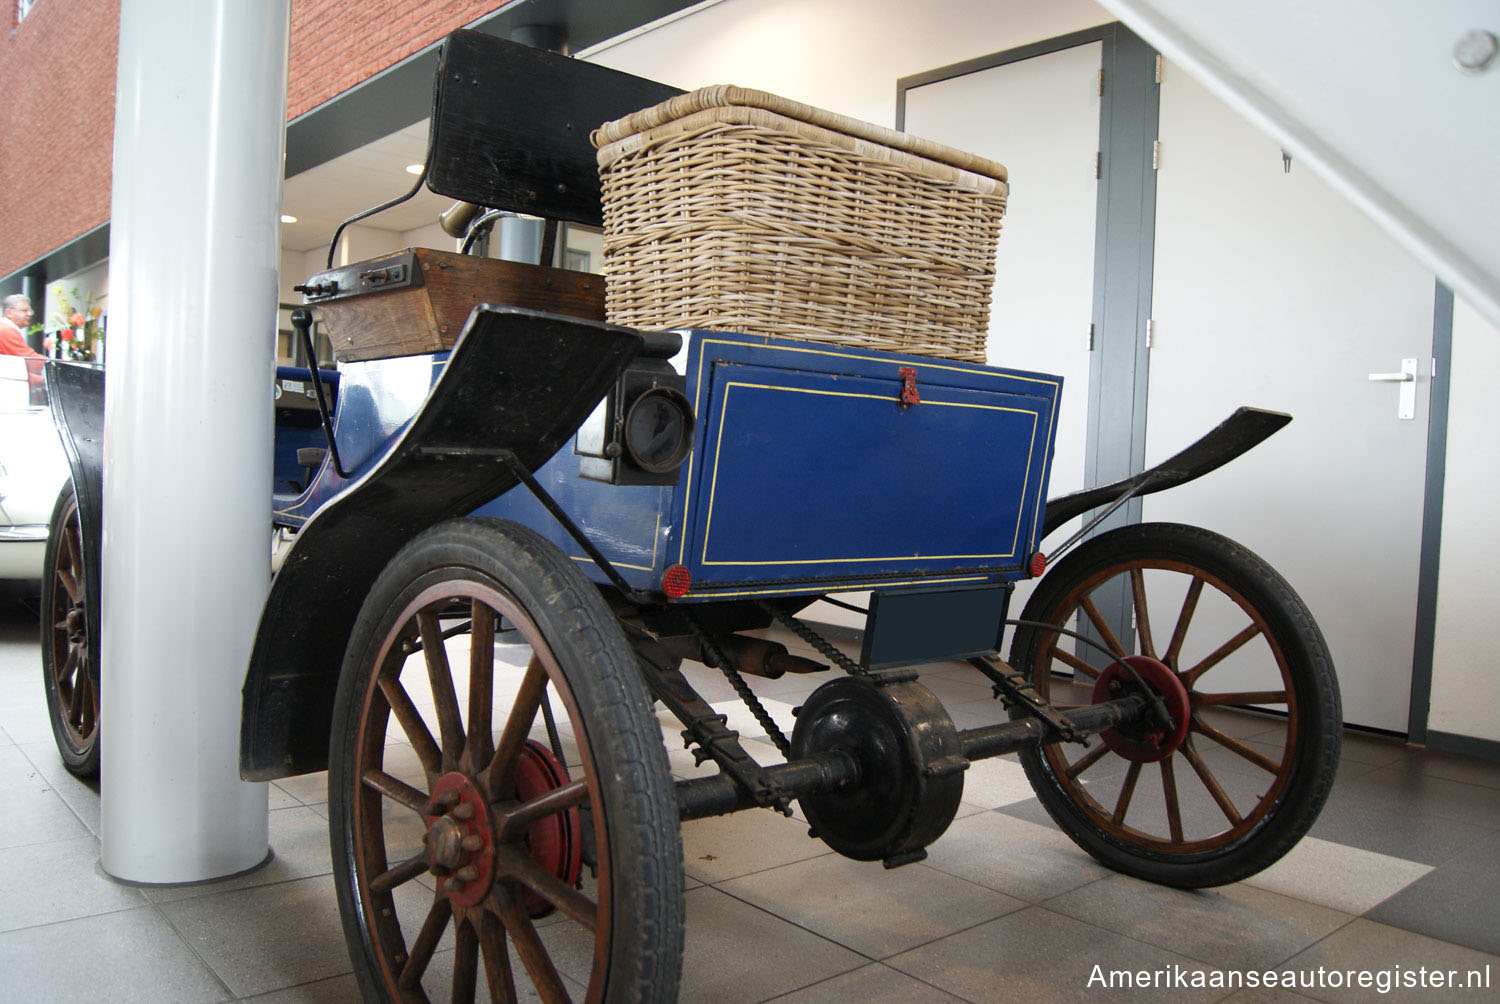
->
[330, 518, 683, 1004]
[40, 484, 99, 779]
[1009, 522, 1340, 888]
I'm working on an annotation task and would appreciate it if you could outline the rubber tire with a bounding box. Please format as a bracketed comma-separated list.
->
[1010, 522, 1341, 889]
[329, 517, 684, 1003]
[40, 483, 99, 779]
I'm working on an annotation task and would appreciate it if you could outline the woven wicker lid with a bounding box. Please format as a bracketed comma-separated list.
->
[592, 84, 1008, 185]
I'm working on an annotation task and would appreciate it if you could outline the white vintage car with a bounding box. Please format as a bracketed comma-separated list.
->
[0, 356, 70, 580]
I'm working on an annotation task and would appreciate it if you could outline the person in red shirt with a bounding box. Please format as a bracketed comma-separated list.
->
[0, 295, 44, 358]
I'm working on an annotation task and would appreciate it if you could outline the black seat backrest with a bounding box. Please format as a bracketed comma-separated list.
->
[425, 30, 683, 228]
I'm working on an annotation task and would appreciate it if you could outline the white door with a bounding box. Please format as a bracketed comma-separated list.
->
[904, 40, 1104, 614]
[1144, 68, 1434, 732]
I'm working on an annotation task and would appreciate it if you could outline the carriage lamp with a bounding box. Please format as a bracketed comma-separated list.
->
[623, 386, 694, 474]
[576, 333, 694, 486]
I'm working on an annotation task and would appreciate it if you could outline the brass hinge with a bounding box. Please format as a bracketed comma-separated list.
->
[1088, 323, 1096, 351]
[1097, 68, 1105, 96]
[1095, 151, 1102, 179]
[1146, 318, 1156, 349]
[1154, 54, 1164, 84]
[1152, 140, 1161, 170]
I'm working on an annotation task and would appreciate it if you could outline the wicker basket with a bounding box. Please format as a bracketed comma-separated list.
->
[592, 86, 1008, 363]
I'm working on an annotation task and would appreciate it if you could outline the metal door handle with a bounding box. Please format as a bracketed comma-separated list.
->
[1368, 358, 1417, 419]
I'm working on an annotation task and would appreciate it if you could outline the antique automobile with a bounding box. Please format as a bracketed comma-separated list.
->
[42, 29, 1339, 1004]
[0, 356, 69, 582]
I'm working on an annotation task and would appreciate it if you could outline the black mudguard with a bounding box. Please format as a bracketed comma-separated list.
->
[44, 362, 105, 693]
[239, 307, 641, 781]
[1040, 407, 1292, 540]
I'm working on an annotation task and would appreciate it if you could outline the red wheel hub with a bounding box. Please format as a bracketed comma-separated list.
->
[1091, 655, 1191, 763]
[513, 740, 584, 918]
[425, 772, 496, 909]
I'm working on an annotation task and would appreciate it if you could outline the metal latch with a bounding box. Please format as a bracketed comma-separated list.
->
[898, 367, 920, 407]
[1367, 358, 1417, 420]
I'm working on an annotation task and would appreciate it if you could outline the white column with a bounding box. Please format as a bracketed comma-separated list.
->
[101, 0, 290, 883]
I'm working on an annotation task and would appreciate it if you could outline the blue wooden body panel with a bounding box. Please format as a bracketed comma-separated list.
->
[271, 330, 1061, 601]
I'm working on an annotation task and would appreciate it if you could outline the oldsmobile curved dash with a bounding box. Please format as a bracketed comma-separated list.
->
[43, 30, 1340, 1004]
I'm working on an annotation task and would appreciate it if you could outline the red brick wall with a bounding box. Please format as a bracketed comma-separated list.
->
[288, 0, 503, 119]
[0, 0, 505, 279]
[0, 0, 122, 280]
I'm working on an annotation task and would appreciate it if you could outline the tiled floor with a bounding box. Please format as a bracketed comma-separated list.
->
[2, 586, 1498, 1003]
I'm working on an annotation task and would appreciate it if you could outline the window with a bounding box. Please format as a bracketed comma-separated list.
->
[16, 0, 38, 23]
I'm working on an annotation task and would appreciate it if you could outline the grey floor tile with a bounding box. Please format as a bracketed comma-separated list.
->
[679, 886, 865, 1003]
[1394, 748, 1500, 790]
[0, 833, 146, 932]
[720, 854, 1023, 959]
[1244, 835, 1432, 916]
[1280, 918, 1500, 1003]
[956, 755, 1038, 809]
[273, 770, 329, 806]
[238, 972, 364, 1004]
[1045, 874, 1352, 970]
[0, 697, 55, 744]
[0, 742, 93, 849]
[681, 803, 831, 883]
[144, 805, 333, 904]
[17, 738, 100, 833]
[157, 874, 353, 999]
[0, 906, 230, 1003]
[1365, 828, 1500, 956]
[924, 810, 1112, 903]
[1335, 731, 1412, 767]
[1308, 772, 1498, 865]
[768, 962, 967, 1003]
[888, 905, 1223, 1004]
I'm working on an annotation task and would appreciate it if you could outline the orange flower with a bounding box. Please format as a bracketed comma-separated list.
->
[68, 312, 85, 327]
[61, 329, 75, 342]
[90, 306, 102, 319]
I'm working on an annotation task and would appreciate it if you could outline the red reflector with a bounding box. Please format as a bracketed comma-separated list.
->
[1028, 552, 1047, 577]
[662, 564, 692, 599]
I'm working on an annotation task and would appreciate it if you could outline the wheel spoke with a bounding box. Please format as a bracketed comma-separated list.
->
[1079, 596, 1128, 658]
[1129, 568, 1156, 658]
[495, 885, 574, 1004]
[1180, 623, 1262, 688]
[1048, 643, 1103, 680]
[418, 612, 466, 764]
[1191, 718, 1281, 774]
[495, 843, 599, 933]
[1192, 689, 1287, 707]
[466, 601, 497, 772]
[1180, 740, 1243, 826]
[452, 918, 479, 1004]
[362, 768, 432, 816]
[1065, 741, 1112, 780]
[67, 665, 85, 722]
[1161, 756, 1184, 843]
[1112, 761, 1141, 825]
[379, 676, 443, 778]
[486, 657, 548, 792]
[399, 897, 453, 990]
[498, 778, 588, 842]
[370, 851, 430, 894]
[479, 912, 519, 1004]
[1163, 577, 1204, 670]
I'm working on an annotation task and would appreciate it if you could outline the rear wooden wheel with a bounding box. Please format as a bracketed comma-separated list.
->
[1010, 522, 1340, 888]
[330, 518, 683, 1003]
[41, 484, 99, 779]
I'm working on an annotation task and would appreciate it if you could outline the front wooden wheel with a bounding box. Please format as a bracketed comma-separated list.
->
[40, 483, 99, 779]
[329, 518, 683, 1003]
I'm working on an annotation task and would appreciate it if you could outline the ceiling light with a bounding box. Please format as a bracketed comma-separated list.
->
[405, 163, 424, 175]
[280, 214, 297, 224]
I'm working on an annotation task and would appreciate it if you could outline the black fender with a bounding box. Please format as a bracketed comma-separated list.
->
[44, 361, 105, 693]
[1040, 407, 1292, 540]
[239, 306, 642, 781]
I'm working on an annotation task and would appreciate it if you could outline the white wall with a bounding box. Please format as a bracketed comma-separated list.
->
[588, 0, 1110, 128]
[1429, 298, 1500, 744]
